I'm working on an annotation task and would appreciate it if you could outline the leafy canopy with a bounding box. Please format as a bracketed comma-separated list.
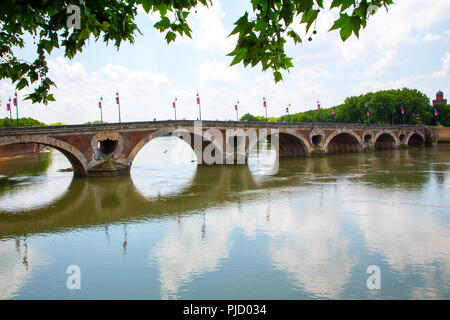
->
[0, 0, 393, 104]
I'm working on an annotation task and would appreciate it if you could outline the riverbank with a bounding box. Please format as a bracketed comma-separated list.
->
[0, 144, 48, 159]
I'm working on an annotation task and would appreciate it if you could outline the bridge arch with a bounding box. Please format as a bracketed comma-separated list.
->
[0, 135, 89, 176]
[324, 130, 362, 153]
[373, 131, 399, 150]
[250, 129, 312, 159]
[128, 127, 225, 166]
[406, 132, 426, 147]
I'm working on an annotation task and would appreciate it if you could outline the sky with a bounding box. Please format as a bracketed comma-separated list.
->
[1, 0, 450, 125]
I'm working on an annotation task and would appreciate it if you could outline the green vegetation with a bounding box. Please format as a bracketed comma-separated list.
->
[0, 117, 46, 128]
[84, 121, 108, 125]
[434, 104, 450, 127]
[241, 88, 444, 126]
[0, 0, 393, 104]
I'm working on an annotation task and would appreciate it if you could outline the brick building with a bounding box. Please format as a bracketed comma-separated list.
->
[433, 90, 447, 107]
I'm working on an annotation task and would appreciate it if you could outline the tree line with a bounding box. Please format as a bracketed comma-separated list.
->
[240, 88, 450, 126]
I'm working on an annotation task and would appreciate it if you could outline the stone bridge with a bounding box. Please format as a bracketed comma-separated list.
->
[0, 121, 434, 177]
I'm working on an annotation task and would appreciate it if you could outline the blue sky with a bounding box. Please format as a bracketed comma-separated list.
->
[1, 0, 450, 124]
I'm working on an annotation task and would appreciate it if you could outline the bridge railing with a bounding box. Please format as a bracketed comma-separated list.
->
[0, 120, 430, 136]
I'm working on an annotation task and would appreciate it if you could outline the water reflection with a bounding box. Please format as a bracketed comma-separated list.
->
[0, 151, 72, 212]
[0, 143, 449, 299]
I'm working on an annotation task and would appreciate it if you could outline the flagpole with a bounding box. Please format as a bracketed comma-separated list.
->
[317, 99, 321, 123]
[236, 100, 239, 122]
[263, 97, 268, 122]
[99, 96, 103, 123]
[8, 97, 12, 126]
[174, 97, 177, 121]
[14, 92, 19, 127]
[116, 91, 121, 123]
[196, 93, 202, 121]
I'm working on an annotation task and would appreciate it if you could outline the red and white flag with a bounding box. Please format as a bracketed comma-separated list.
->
[116, 96, 120, 105]
[235, 104, 238, 111]
[173, 101, 176, 109]
[317, 102, 321, 110]
[196, 96, 200, 105]
[99, 101, 102, 109]
[435, 110, 439, 116]
[367, 111, 370, 117]
[401, 107, 404, 115]
[13, 97, 17, 107]
[286, 107, 289, 114]
[263, 100, 267, 108]
[332, 109, 335, 115]
[7, 102, 10, 111]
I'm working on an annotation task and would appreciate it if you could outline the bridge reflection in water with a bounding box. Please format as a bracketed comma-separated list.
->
[0, 141, 449, 300]
[0, 146, 446, 238]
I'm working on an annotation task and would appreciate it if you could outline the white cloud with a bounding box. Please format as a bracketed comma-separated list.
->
[423, 33, 442, 42]
[433, 52, 450, 78]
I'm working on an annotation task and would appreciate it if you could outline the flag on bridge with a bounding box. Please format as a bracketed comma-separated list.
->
[99, 99, 102, 109]
[173, 101, 176, 109]
[401, 107, 405, 115]
[286, 107, 289, 114]
[116, 94, 120, 105]
[235, 104, 238, 111]
[263, 98, 267, 108]
[317, 101, 321, 110]
[196, 94, 200, 105]
[435, 109, 439, 116]
[332, 108, 335, 116]
[13, 97, 17, 107]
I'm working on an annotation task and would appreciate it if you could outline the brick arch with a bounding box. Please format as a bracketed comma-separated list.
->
[0, 135, 88, 176]
[323, 129, 362, 153]
[127, 127, 224, 166]
[250, 129, 312, 158]
[373, 131, 399, 149]
[406, 131, 426, 146]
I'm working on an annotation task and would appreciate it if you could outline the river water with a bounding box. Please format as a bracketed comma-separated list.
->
[0, 138, 449, 299]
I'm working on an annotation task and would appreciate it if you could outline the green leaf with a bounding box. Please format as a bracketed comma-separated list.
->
[165, 31, 176, 43]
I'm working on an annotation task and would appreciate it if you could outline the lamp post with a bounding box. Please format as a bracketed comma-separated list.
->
[116, 91, 121, 123]
[401, 105, 405, 124]
[317, 99, 321, 123]
[7, 97, 13, 126]
[366, 103, 370, 124]
[13, 92, 19, 127]
[196, 93, 202, 121]
[263, 97, 268, 121]
[173, 97, 177, 121]
[99, 96, 103, 123]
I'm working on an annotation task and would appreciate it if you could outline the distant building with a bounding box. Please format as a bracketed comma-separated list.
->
[433, 90, 447, 107]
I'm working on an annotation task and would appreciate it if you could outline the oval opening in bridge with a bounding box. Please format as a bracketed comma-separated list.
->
[98, 139, 118, 155]
[312, 135, 323, 147]
[364, 134, 372, 144]
[130, 135, 197, 199]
